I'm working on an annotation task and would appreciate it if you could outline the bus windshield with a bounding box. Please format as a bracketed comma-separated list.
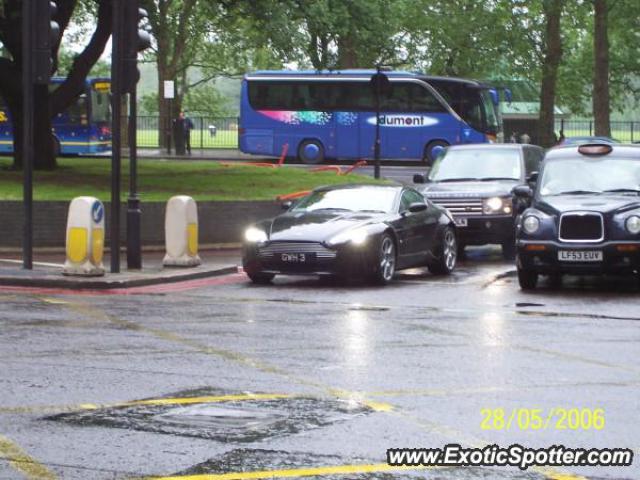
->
[91, 81, 111, 123]
[427, 80, 499, 135]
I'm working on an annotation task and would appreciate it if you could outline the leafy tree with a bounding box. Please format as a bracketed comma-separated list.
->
[0, 0, 112, 169]
[140, 83, 232, 116]
[233, 0, 410, 70]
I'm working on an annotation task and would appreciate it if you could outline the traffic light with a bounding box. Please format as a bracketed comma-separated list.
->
[122, 1, 152, 94]
[33, 0, 61, 84]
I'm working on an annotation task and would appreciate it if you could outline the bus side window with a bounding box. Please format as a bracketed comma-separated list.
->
[382, 83, 409, 112]
[410, 84, 447, 113]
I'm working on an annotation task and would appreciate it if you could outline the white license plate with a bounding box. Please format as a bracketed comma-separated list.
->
[454, 217, 468, 227]
[558, 250, 603, 262]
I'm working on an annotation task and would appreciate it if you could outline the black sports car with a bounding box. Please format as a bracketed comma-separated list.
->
[515, 143, 640, 289]
[414, 144, 544, 258]
[242, 184, 458, 285]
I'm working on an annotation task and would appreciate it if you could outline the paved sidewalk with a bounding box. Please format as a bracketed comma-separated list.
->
[0, 249, 241, 290]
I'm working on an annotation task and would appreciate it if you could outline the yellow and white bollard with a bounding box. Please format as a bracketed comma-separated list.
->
[163, 195, 201, 267]
[63, 197, 105, 276]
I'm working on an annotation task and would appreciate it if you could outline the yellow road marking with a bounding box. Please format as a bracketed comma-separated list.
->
[145, 462, 429, 480]
[125, 393, 293, 407]
[40, 298, 70, 305]
[0, 394, 296, 415]
[537, 469, 588, 480]
[0, 434, 57, 480]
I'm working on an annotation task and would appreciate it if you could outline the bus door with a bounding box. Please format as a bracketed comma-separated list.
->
[357, 112, 376, 160]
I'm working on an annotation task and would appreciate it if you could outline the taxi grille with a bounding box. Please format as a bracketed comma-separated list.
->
[258, 242, 337, 259]
[430, 198, 483, 216]
[559, 213, 604, 242]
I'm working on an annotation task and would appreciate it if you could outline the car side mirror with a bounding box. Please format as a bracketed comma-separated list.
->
[413, 174, 426, 184]
[526, 171, 539, 184]
[408, 202, 427, 213]
[513, 185, 533, 198]
[281, 200, 293, 210]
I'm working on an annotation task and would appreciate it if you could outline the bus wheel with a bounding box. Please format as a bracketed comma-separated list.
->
[423, 140, 448, 166]
[298, 140, 325, 164]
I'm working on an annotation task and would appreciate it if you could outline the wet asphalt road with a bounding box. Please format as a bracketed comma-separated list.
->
[0, 247, 638, 480]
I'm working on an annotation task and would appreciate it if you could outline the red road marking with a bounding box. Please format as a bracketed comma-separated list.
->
[0, 273, 247, 296]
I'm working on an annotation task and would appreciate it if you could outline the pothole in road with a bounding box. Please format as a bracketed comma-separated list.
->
[162, 448, 544, 479]
[46, 387, 372, 442]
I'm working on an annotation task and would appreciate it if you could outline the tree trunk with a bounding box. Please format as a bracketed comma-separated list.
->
[593, 0, 610, 137]
[338, 34, 359, 68]
[538, 0, 564, 148]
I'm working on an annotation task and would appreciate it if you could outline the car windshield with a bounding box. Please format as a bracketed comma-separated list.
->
[292, 187, 397, 213]
[428, 148, 522, 182]
[539, 157, 640, 196]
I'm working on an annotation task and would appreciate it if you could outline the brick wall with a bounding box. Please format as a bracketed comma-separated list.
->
[0, 201, 281, 248]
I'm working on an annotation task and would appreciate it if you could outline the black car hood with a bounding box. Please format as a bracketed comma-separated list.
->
[537, 194, 640, 215]
[267, 211, 384, 242]
[421, 180, 519, 198]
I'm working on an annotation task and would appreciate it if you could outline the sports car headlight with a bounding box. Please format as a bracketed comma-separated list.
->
[625, 215, 640, 234]
[522, 215, 540, 234]
[244, 226, 268, 243]
[327, 228, 369, 246]
[483, 196, 512, 214]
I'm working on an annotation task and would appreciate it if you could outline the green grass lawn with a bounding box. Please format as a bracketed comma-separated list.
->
[137, 129, 238, 149]
[0, 157, 382, 202]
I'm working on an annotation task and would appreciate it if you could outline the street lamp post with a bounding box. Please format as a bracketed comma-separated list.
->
[370, 66, 389, 180]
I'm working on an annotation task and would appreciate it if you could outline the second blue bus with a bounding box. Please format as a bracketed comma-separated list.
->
[239, 70, 502, 164]
[0, 77, 112, 156]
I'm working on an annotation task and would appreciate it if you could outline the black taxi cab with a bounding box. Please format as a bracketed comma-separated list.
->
[514, 143, 640, 289]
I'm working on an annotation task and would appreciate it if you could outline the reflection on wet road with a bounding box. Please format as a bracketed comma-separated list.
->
[0, 247, 638, 480]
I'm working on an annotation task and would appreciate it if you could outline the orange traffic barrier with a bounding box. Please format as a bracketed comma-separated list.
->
[310, 165, 342, 174]
[276, 190, 311, 201]
[221, 144, 289, 169]
[341, 159, 367, 175]
[277, 143, 289, 166]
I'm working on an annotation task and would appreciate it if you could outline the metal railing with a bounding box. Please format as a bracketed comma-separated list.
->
[136, 116, 239, 149]
[555, 119, 637, 142]
[132, 115, 638, 150]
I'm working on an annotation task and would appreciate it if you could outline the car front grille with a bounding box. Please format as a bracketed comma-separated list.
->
[430, 198, 483, 216]
[258, 242, 337, 259]
[559, 213, 604, 242]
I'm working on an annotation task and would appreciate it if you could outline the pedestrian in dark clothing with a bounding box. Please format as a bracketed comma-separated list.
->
[180, 111, 194, 154]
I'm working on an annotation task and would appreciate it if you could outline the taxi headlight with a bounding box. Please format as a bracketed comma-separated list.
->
[328, 228, 369, 246]
[625, 215, 640, 234]
[244, 226, 268, 243]
[522, 215, 540, 234]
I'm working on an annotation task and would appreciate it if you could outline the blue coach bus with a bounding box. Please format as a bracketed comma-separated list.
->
[239, 70, 502, 164]
[0, 77, 112, 156]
